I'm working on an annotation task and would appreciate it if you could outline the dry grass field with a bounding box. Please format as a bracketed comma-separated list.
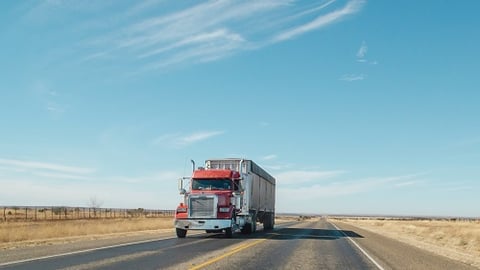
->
[335, 218, 480, 268]
[0, 217, 174, 249]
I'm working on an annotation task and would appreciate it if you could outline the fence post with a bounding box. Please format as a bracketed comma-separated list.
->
[3, 207, 5, 221]
[25, 208, 28, 221]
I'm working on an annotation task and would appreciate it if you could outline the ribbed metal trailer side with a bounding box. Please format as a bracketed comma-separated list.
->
[206, 159, 276, 229]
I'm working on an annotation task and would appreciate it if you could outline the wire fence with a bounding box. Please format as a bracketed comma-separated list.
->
[1, 206, 175, 222]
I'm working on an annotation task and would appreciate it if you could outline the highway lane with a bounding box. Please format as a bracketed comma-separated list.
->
[193, 219, 377, 270]
[1, 219, 476, 270]
[0, 220, 375, 270]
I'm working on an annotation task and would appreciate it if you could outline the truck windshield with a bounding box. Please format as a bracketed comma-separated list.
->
[192, 179, 232, 190]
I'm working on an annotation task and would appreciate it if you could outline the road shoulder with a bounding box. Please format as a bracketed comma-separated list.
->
[331, 220, 477, 270]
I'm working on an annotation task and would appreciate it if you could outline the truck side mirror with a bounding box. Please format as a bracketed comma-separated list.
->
[179, 188, 186, 195]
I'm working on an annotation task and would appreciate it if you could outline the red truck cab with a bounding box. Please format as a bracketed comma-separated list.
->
[175, 168, 241, 238]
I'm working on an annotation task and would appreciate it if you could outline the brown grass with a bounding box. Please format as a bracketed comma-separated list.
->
[0, 217, 174, 248]
[335, 218, 480, 268]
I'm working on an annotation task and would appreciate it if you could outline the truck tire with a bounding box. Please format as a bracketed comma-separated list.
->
[264, 213, 274, 230]
[263, 214, 270, 230]
[225, 218, 234, 238]
[241, 224, 251, 234]
[242, 212, 256, 234]
[251, 212, 257, 233]
[176, 228, 187, 238]
[225, 227, 233, 238]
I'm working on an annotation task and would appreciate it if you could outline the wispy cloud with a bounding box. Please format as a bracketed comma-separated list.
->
[262, 154, 278, 161]
[33, 171, 92, 181]
[0, 165, 182, 207]
[340, 73, 365, 81]
[394, 181, 419, 187]
[434, 181, 477, 192]
[278, 173, 423, 199]
[31, 81, 66, 115]
[180, 131, 225, 145]
[355, 40, 378, 64]
[153, 130, 225, 147]
[356, 40, 367, 59]
[273, 0, 364, 42]
[276, 169, 345, 184]
[51, 0, 365, 71]
[46, 101, 65, 113]
[0, 177, 178, 208]
[0, 158, 95, 174]
[263, 163, 294, 171]
[109, 171, 180, 184]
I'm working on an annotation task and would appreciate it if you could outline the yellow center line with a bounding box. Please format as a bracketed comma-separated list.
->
[189, 237, 270, 270]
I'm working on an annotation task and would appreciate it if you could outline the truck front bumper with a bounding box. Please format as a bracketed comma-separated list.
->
[175, 219, 232, 230]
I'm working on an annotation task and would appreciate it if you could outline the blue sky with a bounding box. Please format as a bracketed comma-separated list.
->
[1, 0, 479, 217]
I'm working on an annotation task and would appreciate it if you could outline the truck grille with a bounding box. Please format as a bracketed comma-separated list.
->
[189, 196, 216, 218]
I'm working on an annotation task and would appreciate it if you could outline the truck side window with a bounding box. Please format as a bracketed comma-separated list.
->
[223, 182, 231, 190]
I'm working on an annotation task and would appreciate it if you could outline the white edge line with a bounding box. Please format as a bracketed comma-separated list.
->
[0, 236, 176, 267]
[330, 222, 386, 270]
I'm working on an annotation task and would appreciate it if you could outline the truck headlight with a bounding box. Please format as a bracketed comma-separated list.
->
[219, 207, 230, 213]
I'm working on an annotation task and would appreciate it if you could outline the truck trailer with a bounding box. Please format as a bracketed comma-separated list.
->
[174, 158, 276, 238]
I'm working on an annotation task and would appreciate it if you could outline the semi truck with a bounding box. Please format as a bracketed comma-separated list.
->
[174, 158, 276, 238]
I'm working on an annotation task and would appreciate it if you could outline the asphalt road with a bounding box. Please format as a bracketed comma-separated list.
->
[0, 219, 476, 270]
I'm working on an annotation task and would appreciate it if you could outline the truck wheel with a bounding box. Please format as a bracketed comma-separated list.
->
[251, 212, 257, 233]
[225, 218, 234, 238]
[225, 227, 233, 238]
[264, 213, 274, 230]
[241, 223, 251, 234]
[176, 228, 187, 238]
[263, 215, 270, 230]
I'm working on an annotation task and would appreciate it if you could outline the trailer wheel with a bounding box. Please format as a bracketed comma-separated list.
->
[176, 228, 187, 238]
[264, 213, 274, 230]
